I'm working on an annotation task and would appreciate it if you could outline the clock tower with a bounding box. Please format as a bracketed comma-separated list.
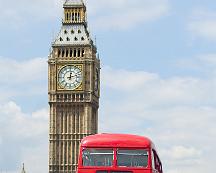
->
[48, 0, 100, 172]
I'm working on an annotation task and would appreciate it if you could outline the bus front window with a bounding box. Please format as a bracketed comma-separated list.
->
[117, 149, 148, 167]
[82, 149, 114, 167]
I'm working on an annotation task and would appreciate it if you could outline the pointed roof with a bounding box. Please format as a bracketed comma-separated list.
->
[53, 24, 91, 46]
[64, 0, 84, 7]
[21, 163, 26, 173]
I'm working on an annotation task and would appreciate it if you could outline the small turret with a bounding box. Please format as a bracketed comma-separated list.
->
[63, 0, 86, 24]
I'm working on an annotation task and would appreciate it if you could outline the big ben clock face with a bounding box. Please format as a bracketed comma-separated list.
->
[58, 65, 83, 90]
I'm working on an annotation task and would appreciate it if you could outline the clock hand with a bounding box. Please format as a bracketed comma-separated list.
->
[67, 73, 74, 80]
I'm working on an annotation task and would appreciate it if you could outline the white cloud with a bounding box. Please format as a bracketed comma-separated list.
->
[168, 146, 201, 160]
[99, 66, 216, 173]
[0, 101, 48, 172]
[0, 101, 48, 138]
[188, 9, 216, 40]
[0, 57, 47, 84]
[176, 53, 216, 76]
[198, 54, 216, 65]
[102, 66, 159, 91]
[0, 0, 61, 27]
[32, 108, 49, 120]
[160, 145, 203, 173]
[88, 0, 170, 30]
[102, 66, 216, 106]
[0, 57, 47, 102]
[0, 0, 169, 30]
[0, 56, 48, 172]
[1, 63, 215, 173]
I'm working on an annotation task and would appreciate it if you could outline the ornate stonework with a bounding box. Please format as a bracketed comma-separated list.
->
[48, 0, 100, 172]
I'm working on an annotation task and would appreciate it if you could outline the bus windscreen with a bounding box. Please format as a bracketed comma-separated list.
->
[117, 149, 148, 167]
[82, 149, 114, 167]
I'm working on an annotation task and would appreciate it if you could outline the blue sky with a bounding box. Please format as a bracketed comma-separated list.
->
[0, 0, 216, 172]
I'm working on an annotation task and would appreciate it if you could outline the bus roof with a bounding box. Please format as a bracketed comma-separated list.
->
[81, 133, 154, 148]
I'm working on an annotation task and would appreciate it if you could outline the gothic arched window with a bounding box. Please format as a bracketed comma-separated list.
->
[78, 49, 81, 57]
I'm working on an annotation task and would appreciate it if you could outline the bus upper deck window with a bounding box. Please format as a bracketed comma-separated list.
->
[82, 149, 114, 167]
[117, 149, 148, 167]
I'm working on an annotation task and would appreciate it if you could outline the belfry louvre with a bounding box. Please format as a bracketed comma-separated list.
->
[48, 0, 100, 172]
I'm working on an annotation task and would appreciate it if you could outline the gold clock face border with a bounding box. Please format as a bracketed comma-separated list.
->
[57, 64, 84, 91]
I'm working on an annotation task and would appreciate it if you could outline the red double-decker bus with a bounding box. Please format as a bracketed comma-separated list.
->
[77, 134, 163, 173]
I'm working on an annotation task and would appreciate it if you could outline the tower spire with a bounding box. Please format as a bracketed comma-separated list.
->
[48, 1, 100, 172]
[21, 163, 26, 173]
